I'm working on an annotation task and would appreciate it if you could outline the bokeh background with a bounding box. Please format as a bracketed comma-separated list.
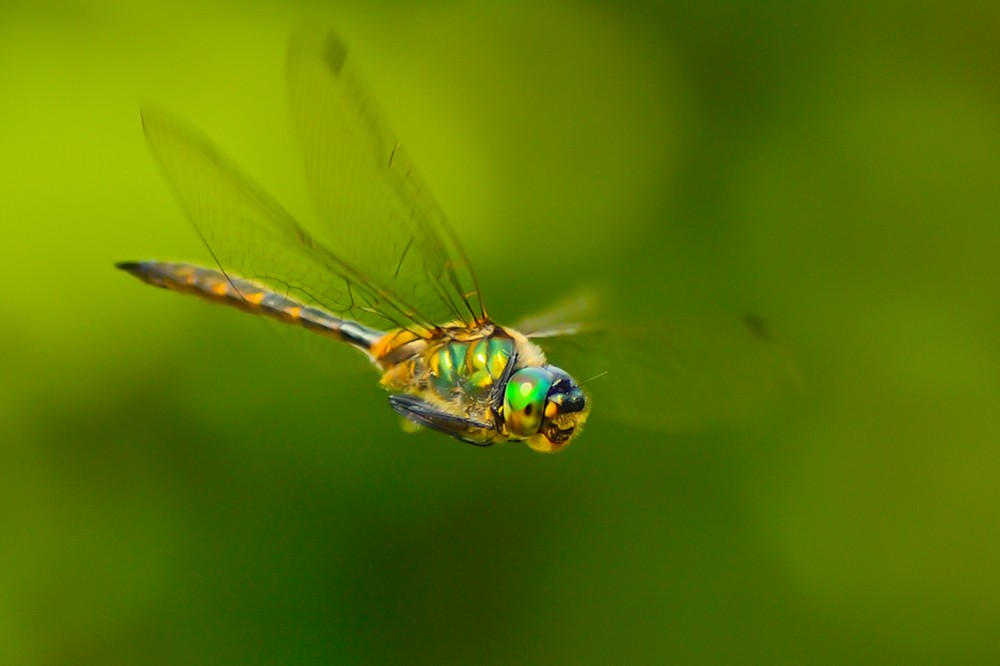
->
[2, 1, 999, 663]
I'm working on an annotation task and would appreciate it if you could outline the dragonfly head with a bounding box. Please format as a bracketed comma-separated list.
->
[503, 365, 590, 453]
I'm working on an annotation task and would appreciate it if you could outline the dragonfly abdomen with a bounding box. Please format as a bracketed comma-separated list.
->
[116, 261, 382, 351]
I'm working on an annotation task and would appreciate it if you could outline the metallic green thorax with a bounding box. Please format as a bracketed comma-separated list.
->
[430, 337, 513, 397]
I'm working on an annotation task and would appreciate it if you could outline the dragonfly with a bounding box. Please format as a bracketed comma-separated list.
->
[119, 27, 589, 452]
[119, 28, 791, 452]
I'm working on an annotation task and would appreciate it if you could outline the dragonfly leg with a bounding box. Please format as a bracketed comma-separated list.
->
[388, 394, 494, 447]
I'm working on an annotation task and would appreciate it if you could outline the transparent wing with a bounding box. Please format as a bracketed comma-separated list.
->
[286, 26, 487, 330]
[141, 107, 436, 336]
[513, 288, 607, 339]
[518, 302, 800, 431]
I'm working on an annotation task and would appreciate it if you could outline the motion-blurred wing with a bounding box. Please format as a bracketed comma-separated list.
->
[515, 289, 606, 339]
[523, 306, 799, 431]
[287, 27, 487, 330]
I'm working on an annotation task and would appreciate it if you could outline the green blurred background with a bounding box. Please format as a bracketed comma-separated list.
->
[2, 1, 999, 663]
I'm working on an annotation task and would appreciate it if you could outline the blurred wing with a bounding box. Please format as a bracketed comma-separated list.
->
[523, 309, 800, 431]
[514, 288, 606, 339]
[286, 27, 487, 330]
[141, 108, 436, 336]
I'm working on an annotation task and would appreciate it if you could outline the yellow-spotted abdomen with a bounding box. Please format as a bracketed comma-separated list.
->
[116, 261, 382, 350]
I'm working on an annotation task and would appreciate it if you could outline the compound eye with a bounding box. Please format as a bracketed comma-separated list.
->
[504, 368, 551, 437]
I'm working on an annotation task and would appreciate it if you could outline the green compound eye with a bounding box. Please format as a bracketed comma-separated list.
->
[504, 367, 552, 437]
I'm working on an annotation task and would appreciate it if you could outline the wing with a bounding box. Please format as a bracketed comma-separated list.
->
[514, 288, 607, 339]
[141, 108, 440, 336]
[518, 301, 800, 432]
[389, 394, 494, 447]
[286, 27, 487, 332]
